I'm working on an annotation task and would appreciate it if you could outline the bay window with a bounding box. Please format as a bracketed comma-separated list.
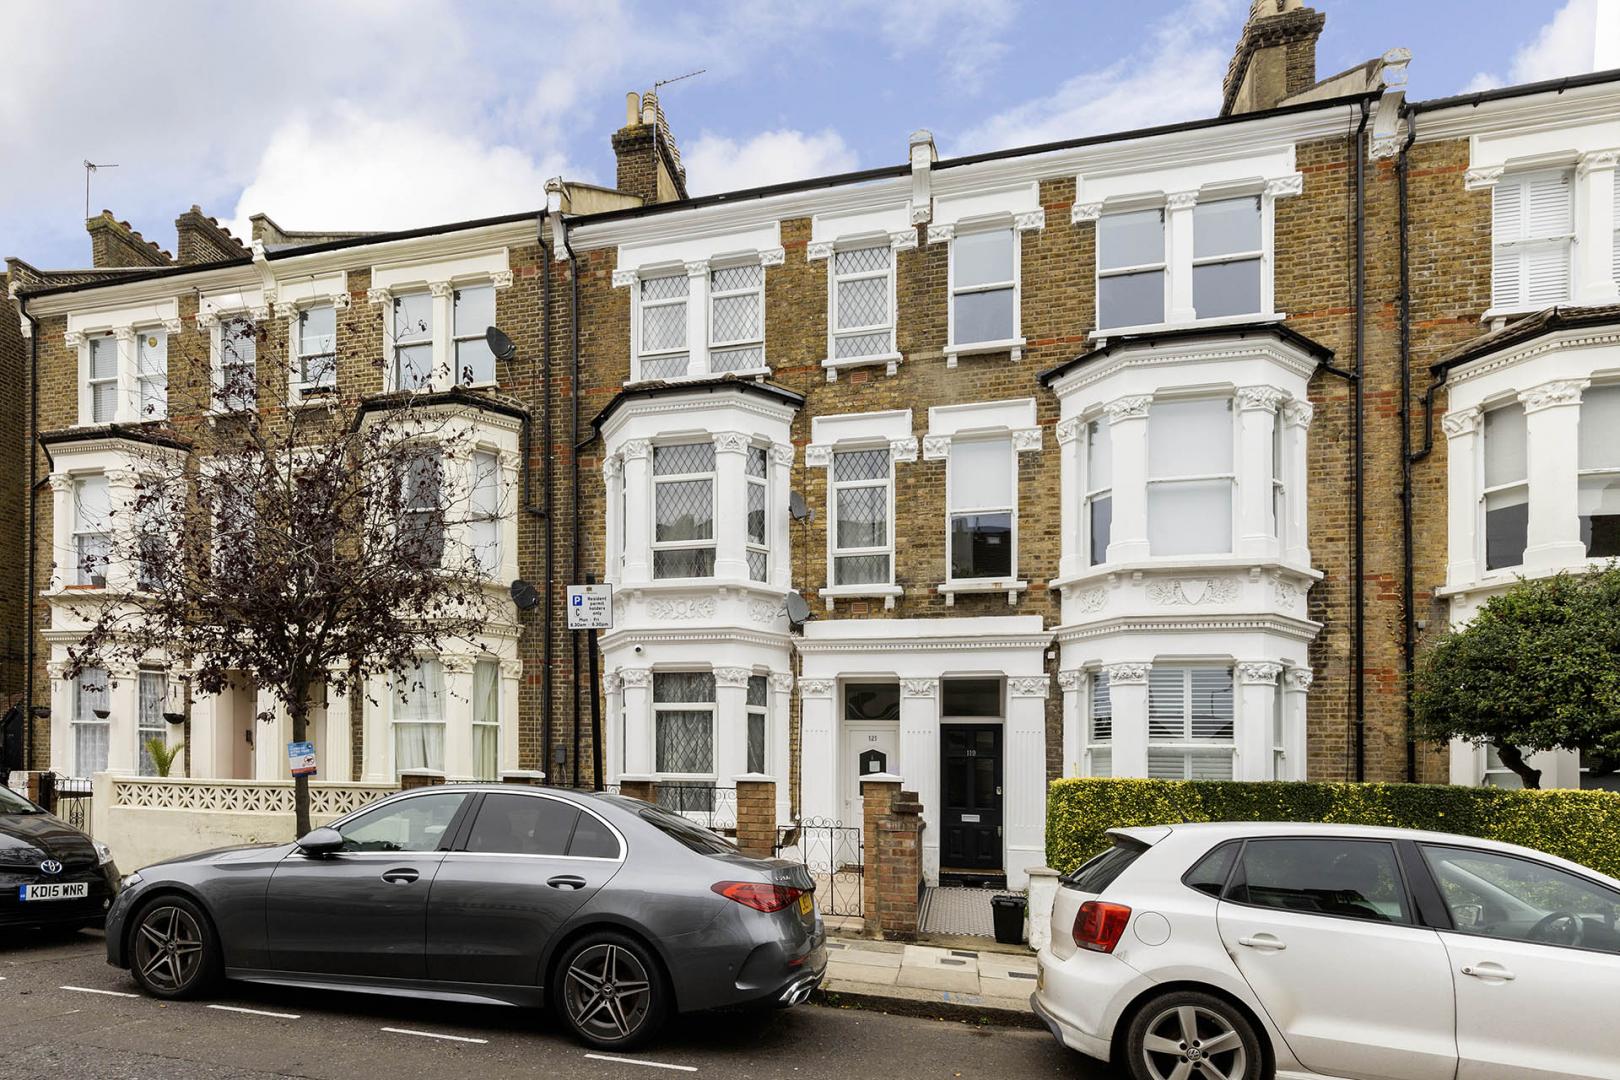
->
[652, 442, 715, 579]
[1579, 385, 1620, 558]
[1097, 208, 1165, 330]
[217, 316, 257, 411]
[73, 474, 110, 587]
[1492, 170, 1573, 311]
[74, 667, 110, 776]
[1088, 671, 1112, 777]
[392, 291, 434, 390]
[831, 448, 892, 586]
[469, 450, 501, 578]
[137, 670, 166, 775]
[709, 264, 764, 373]
[831, 245, 894, 361]
[947, 437, 1015, 581]
[136, 329, 167, 420]
[1084, 418, 1112, 566]
[452, 284, 497, 386]
[1192, 196, 1262, 319]
[88, 336, 118, 422]
[1148, 398, 1234, 556]
[473, 659, 500, 781]
[392, 658, 445, 775]
[746, 674, 768, 774]
[638, 274, 690, 380]
[951, 228, 1016, 346]
[1482, 403, 1528, 570]
[653, 671, 715, 776]
[297, 304, 338, 390]
[746, 445, 768, 582]
[1147, 666, 1235, 780]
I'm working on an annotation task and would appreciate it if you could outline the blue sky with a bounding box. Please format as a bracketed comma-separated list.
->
[1, 0, 1610, 270]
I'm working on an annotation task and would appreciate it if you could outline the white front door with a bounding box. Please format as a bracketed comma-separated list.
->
[1217, 837, 1457, 1080]
[842, 722, 897, 827]
[1416, 842, 1620, 1080]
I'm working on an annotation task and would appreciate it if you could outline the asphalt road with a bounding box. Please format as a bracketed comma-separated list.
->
[0, 930, 1118, 1080]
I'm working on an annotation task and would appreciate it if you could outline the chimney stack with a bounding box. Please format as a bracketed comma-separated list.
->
[175, 205, 250, 265]
[612, 90, 689, 206]
[84, 211, 173, 268]
[1221, 0, 1327, 116]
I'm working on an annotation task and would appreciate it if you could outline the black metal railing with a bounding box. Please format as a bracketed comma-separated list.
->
[44, 773, 94, 836]
[776, 817, 864, 916]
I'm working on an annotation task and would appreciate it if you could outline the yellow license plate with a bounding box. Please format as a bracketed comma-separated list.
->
[799, 893, 814, 916]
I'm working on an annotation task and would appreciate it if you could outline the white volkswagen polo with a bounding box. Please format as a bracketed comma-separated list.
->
[1031, 821, 1620, 1080]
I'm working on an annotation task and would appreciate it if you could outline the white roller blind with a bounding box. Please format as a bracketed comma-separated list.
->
[1484, 404, 1528, 487]
[949, 438, 1012, 510]
[1613, 175, 1620, 285]
[1149, 398, 1232, 478]
[1581, 386, 1620, 470]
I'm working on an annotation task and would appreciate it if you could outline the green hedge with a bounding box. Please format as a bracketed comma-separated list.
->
[1047, 778, 1620, 879]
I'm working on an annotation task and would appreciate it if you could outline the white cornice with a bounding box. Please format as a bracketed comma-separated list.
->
[597, 387, 800, 442]
[1046, 332, 1323, 397]
[1443, 325, 1620, 387]
[1414, 80, 1620, 144]
[1052, 612, 1323, 644]
[794, 632, 1053, 654]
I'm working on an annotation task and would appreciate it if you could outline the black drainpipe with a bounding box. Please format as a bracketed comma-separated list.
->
[21, 299, 39, 771]
[534, 216, 555, 777]
[1353, 98, 1370, 783]
[556, 214, 584, 790]
[1396, 108, 1421, 783]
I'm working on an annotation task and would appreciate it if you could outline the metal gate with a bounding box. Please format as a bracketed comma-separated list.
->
[776, 817, 864, 917]
[43, 773, 94, 836]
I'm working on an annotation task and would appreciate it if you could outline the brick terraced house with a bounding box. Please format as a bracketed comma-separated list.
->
[6, 2, 1620, 879]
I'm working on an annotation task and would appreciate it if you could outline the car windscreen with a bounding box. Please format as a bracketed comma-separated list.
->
[1063, 836, 1148, 892]
[0, 784, 39, 814]
[636, 805, 739, 856]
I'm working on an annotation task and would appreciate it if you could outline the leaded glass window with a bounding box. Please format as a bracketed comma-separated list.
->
[637, 274, 689, 379]
[831, 448, 891, 586]
[1147, 667, 1235, 780]
[654, 671, 715, 775]
[710, 263, 764, 372]
[746, 445, 768, 582]
[653, 442, 715, 579]
[832, 245, 893, 360]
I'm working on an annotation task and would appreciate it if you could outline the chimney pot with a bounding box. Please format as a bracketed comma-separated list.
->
[625, 92, 640, 127]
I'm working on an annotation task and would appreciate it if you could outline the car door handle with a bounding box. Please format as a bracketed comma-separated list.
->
[380, 868, 419, 885]
[1460, 963, 1516, 982]
[1237, 933, 1287, 951]
[547, 875, 588, 890]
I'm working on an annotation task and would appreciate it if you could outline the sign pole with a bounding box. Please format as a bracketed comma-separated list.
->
[565, 580, 613, 791]
[587, 574, 604, 791]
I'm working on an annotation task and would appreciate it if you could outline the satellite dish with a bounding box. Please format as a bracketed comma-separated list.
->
[510, 579, 540, 610]
[789, 491, 813, 522]
[784, 591, 812, 627]
[486, 326, 517, 362]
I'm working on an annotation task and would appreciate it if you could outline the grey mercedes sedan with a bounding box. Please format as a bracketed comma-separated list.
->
[105, 786, 826, 1049]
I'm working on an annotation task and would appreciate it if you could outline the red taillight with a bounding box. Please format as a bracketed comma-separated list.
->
[1073, 901, 1132, 953]
[711, 880, 805, 913]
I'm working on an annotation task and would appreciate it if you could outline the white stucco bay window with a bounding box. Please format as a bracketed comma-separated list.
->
[357, 645, 520, 783]
[366, 248, 513, 392]
[807, 409, 915, 608]
[926, 183, 1044, 364]
[924, 399, 1041, 604]
[66, 298, 182, 427]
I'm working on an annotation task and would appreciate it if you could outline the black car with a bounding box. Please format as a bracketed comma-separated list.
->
[1, 783, 121, 931]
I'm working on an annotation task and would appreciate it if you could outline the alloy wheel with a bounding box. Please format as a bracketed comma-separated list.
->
[133, 905, 206, 994]
[562, 942, 653, 1043]
[1140, 1003, 1249, 1080]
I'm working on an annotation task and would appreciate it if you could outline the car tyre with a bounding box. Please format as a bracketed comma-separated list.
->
[1124, 989, 1268, 1080]
[128, 895, 220, 1000]
[553, 931, 668, 1051]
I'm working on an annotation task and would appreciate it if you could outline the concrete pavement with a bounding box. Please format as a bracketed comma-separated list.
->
[0, 930, 1111, 1079]
[822, 934, 1040, 1023]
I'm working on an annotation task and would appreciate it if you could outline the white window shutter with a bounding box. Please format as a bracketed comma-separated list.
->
[1524, 172, 1572, 239]
[1492, 179, 1524, 244]
[1612, 175, 1620, 285]
[1492, 246, 1522, 309]
[1524, 244, 1571, 306]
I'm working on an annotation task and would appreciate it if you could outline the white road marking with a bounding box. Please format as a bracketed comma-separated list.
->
[59, 985, 138, 998]
[380, 1027, 488, 1044]
[584, 1054, 698, 1073]
[207, 1004, 301, 1019]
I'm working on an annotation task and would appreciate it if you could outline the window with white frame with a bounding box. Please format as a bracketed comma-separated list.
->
[652, 442, 716, 579]
[136, 329, 167, 420]
[745, 445, 768, 582]
[137, 670, 166, 775]
[1482, 402, 1528, 571]
[746, 674, 768, 774]
[393, 658, 445, 775]
[654, 671, 715, 776]
[1085, 418, 1112, 566]
[87, 335, 118, 423]
[951, 228, 1016, 345]
[948, 437, 1015, 580]
[73, 474, 110, 587]
[1271, 415, 1285, 541]
[831, 448, 892, 586]
[136, 481, 169, 592]
[1088, 671, 1112, 777]
[473, 658, 500, 781]
[1272, 678, 1285, 779]
[400, 450, 445, 570]
[1579, 384, 1620, 559]
[1613, 176, 1620, 286]
[1148, 398, 1233, 556]
[393, 291, 434, 390]
[1097, 209, 1166, 330]
[469, 450, 502, 578]
[1192, 196, 1262, 319]
[638, 274, 690, 380]
[1147, 666, 1235, 779]
[217, 316, 257, 411]
[296, 305, 338, 390]
[1492, 170, 1573, 310]
[453, 284, 497, 386]
[74, 667, 109, 776]
[709, 263, 764, 372]
[831, 245, 894, 360]
[213, 481, 257, 578]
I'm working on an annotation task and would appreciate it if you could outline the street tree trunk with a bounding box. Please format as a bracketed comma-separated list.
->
[1495, 743, 1542, 790]
[289, 680, 312, 838]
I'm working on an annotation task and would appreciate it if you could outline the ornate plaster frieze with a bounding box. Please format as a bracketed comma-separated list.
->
[1146, 577, 1240, 606]
[1517, 380, 1588, 413]
[1008, 676, 1050, 698]
[714, 666, 753, 688]
[647, 596, 717, 621]
[1104, 395, 1153, 422]
[1284, 668, 1314, 692]
[799, 679, 833, 698]
[1236, 385, 1286, 412]
[890, 437, 919, 463]
[1056, 670, 1080, 692]
[1104, 662, 1150, 685]
[901, 678, 937, 698]
[1441, 408, 1481, 438]
[1237, 661, 1282, 685]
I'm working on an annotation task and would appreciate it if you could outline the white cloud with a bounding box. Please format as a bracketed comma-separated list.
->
[683, 129, 860, 195]
[1460, 0, 1604, 92]
[955, 0, 1239, 154]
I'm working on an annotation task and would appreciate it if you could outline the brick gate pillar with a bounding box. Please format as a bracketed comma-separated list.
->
[618, 778, 659, 803]
[733, 774, 776, 858]
[500, 770, 546, 786]
[398, 769, 445, 790]
[861, 774, 923, 940]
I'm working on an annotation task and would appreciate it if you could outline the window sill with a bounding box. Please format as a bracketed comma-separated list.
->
[937, 579, 1028, 606]
[1088, 312, 1285, 342]
[943, 338, 1026, 366]
[625, 366, 772, 388]
[821, 352, 902, 381]
[819, 584, 902, 610]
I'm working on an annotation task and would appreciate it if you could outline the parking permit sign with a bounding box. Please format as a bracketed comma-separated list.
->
[567, 584, 613, 630]
[287, 741, 317, 777]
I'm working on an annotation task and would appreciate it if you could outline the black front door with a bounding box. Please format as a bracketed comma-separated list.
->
[940, 725, 1002, 871]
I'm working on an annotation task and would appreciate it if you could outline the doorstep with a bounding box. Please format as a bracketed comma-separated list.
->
[817, 932, 1039, 1027]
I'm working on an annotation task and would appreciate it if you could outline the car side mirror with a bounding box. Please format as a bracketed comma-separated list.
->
[1453, 903, 1484, 930]
[295, 826, 344, 856]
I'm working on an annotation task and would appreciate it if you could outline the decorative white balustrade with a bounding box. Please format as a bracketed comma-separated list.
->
[111, 777, 397, 817]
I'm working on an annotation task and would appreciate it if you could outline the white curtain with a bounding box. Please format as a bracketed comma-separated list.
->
[74, 668, 110, 777]
[473, 660, 500, 780]
[393, 659, 445, 774]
